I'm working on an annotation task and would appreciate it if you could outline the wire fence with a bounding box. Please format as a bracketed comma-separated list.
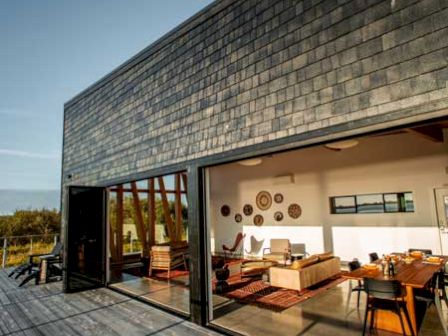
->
[0, 234, 59, 268]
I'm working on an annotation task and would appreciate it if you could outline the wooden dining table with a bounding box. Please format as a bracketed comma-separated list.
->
[342, 255, 448, 335]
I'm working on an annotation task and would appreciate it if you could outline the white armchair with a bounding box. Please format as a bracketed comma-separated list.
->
[263, 239, 291, 264]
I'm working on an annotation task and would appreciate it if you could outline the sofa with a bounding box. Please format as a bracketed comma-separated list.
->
[269, 252, 341, 291]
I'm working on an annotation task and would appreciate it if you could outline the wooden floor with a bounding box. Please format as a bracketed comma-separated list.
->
[0, 269, 220, 336]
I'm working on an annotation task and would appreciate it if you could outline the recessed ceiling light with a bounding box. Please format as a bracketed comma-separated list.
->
[325, 139, 359, 151]
[238, 158, 263, 166]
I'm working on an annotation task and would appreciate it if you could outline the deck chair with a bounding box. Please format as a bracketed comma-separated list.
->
[244, 235, 264, 257]
[222, 233, 245, 260]
[19, 254, 62, 287]
[9, 242, 63, 279]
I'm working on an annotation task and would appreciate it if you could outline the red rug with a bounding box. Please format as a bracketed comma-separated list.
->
[219, 274, 346, 312]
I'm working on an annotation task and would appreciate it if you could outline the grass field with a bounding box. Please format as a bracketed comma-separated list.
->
[0, 241, 55, 267]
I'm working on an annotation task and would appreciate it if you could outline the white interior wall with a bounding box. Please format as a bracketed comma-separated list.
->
[207, 133, 448, 263]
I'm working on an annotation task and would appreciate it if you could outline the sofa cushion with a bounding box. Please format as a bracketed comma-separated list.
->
[316, 252, 333, 261]
[290, 256, 319, 270]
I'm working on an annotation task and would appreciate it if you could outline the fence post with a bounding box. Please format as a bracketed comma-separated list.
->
[54, 235, 58, 246]
[30, 237, 33, 254]
[2, 238, 7, 269]
[130, 232, 133, 253]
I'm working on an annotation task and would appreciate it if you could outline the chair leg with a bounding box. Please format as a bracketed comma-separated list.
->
[435, 293, 448, 336]
[369, 308, 375, 330]
[362, 303, 369, 336]
[357, 290, 361, 309]
[395, 304, 406, 336]
[345, 281, 353, 314]
[402, 304, 415, 336]
[19, 270, 39, 287]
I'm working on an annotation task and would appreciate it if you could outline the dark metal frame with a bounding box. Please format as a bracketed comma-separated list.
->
[329, 191, 415, 214]
[61, 113, 448, 331]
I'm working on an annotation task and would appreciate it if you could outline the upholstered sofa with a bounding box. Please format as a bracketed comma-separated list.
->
[269, 253, 341, 291]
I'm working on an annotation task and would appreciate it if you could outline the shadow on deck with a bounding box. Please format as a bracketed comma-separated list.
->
[0, 268, 219, 336]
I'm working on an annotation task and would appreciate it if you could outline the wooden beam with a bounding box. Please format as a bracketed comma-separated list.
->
[148, 178, 156, 247]
[131, 182, 148, 257]
[108, 190, 118, 262]
[175, 173, 183, 242]
[407, 126, 444, 142]
[158, 177, 175, 242]
[116, 185, 124, 261]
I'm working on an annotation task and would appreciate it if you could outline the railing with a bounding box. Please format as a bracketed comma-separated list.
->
[0, 234, 59, 268]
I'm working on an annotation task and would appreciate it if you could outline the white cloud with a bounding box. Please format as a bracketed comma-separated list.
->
[0, 149, 59, 159]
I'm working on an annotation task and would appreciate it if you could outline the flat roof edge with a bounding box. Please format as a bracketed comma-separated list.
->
[64, 0, 234, 109]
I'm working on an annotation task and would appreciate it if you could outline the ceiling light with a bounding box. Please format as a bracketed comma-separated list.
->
[238, 158, 263, 166]
[325, 139, 359, 151]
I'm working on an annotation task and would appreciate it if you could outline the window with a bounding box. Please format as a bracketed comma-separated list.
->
[330, 192, 414, 214]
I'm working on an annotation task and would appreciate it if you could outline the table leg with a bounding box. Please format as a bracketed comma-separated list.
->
[405, 285, 417, 335]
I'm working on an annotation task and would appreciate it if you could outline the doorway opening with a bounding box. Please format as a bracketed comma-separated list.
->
[107, 172, 190, 315]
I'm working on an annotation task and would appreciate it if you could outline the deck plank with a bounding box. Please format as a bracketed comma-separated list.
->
[0, 268, 220, 336]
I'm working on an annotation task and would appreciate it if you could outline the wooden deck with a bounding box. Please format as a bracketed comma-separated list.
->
[0, 269, 220, 336]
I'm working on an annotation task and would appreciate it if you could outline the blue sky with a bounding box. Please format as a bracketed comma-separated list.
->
[0, 0, 213, 190]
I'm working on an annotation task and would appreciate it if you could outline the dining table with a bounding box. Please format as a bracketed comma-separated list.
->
[342, 255, 448, 335]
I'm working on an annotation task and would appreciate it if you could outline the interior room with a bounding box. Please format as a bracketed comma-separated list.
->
[107, 173, 190, 315]
[206, 120, 448, 335]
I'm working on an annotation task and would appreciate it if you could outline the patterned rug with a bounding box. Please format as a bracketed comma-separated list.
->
[220, 274, 346, 312]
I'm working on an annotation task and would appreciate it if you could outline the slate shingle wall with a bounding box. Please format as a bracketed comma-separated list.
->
[63, 0, 448, 186]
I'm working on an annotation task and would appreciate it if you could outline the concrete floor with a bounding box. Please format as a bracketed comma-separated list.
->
[109, 274, 190, 315]
[211, 279, 447, 335]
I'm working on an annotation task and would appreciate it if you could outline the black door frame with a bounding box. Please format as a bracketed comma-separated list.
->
[63, 186, 108, 293]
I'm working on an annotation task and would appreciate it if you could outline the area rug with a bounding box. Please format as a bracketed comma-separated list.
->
[221, 274, 346, 312]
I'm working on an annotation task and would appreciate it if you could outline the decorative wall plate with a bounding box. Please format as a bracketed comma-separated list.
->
[274, 193, 284, 203]
[221, 205, 230, 217]
[235, 213, 242, 223]
[256, 191, 272, 210]
[253, 214, 264, 226]
[243, 204, 253, 216]
[288, 203, 302, 219]
[274, 211, 283, 221]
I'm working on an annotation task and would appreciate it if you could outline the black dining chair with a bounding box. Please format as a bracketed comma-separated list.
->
[363, 278, 414, 336]
[369, 252, 379, 263]
[346, 259, 364, 310]
[414, 270, 448, 335]
[408, 248, 433, 255]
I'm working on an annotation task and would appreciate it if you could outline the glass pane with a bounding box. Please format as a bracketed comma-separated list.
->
[384, 194, 399, 212]
[356, 194, 384, 213]
[332, 196, 356, 214]
[404, 192, 414, 212]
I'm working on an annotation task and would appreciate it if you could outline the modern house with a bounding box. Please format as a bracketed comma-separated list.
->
[62, 0, 448, 335]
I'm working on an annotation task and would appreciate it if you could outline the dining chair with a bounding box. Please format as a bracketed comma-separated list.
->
[369, 252, 379, 263]
[363, 278, 414, 336]
[414, 270, 448, 335]
[408, 248, 433, 255]
[346, 259, 364, 310]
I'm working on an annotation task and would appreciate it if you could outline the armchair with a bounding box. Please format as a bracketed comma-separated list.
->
[263, 239, 291, 264]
